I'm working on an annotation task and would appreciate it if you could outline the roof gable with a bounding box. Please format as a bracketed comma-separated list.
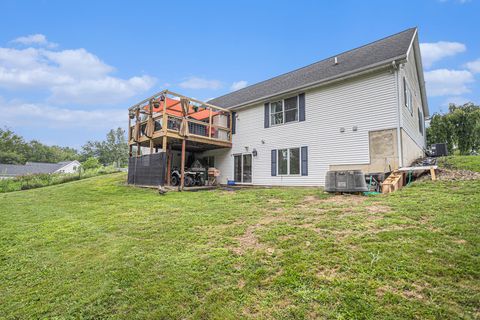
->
[209, 28, 417, 109]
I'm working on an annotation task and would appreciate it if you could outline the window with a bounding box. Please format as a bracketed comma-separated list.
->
[270, 101, 283, 125]
[404, 77, 413, 114]
[270, 96, 298, 126]
[418, 108, 424, 135]
[289, 148, 300, 174]
[278, 149, 288, 175]
[284, 96, 298, 122]
[277, 147, 300, 175]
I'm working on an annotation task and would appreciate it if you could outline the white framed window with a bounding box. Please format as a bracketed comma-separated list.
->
[418, 108, 424, 135]
[403, 77, 413, 114]
[270, 101, 283, 125]
[270, 95, 299, 126]
[277, 147, 300, 175]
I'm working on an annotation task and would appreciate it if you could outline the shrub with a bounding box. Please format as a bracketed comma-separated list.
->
[0, 167, 121, 193]
[82, 157, 101, 170]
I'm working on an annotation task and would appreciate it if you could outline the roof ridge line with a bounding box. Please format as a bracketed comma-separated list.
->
[209, 27, 417, 102]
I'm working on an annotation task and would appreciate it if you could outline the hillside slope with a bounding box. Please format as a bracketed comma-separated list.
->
[0, 173, 479, 319]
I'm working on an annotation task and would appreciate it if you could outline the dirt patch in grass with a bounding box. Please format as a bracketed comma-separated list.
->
[232, 215, 287, 255]
[322, 195, 366, 205]
[296, 194, 366, 210]
[376, 282, 428, 301]
[365, 204, 392, 214]
[316, 265, 341, 281]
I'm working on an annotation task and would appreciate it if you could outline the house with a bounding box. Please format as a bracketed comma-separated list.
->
[127, 27, 428, 187]
[0, 161, 81, 179]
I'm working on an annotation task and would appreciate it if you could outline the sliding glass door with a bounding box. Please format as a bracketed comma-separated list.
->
[233, 154, 252, 183]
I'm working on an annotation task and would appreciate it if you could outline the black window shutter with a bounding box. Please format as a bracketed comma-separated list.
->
[231, 112, 237, 134]
[271, 149, 277, 176]
[264, 103, 270, 128]
[299, 93, 306, 122]
[301, 146, 308, 176]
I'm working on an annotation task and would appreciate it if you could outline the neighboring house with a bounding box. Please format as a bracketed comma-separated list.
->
[0, 161, 81, 179]
[128, 27, 428, 187]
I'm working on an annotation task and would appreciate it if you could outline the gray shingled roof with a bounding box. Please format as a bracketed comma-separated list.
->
[0, 161, 72, 177]
[209, 28, 416, 109]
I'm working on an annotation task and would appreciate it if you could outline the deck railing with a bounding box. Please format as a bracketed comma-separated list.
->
[128, 90, 232, 145]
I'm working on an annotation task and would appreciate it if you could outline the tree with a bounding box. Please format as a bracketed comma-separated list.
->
[82, 157, 101, 170]
[0, 151, 25, 164]
[0, 127, 80, 164]
[427, 114, 455, 153]
[81, 128, 128, 167]
[0, 128, 29, 163]
[426, 103, 480, 155]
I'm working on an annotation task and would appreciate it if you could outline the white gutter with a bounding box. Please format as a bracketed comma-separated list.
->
[394, 63, 404, 168]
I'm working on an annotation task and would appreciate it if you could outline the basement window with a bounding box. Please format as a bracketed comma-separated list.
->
[277, 147, 300, 175]
[270, 95, 299, 126]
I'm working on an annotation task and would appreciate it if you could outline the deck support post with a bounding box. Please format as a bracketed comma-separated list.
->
[162, 93, 168, 136]
[166, 144, 172, 186]
[162, 136, 167, 152]
[149, 101, 154, 154]
[180, 139, 186, 191]
[135, 109, 141, 156]
[208, 108, 213, 139]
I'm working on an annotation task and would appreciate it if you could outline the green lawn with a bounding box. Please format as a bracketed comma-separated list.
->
[1, 173, 479, 319]
[438, 155, 480, 172]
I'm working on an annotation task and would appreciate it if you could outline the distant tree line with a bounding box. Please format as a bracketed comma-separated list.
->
[81, 128, 129, 168]
[427, 103, 480, 155]
[0, 127, 129, 167]
[0, 128, 79, 164]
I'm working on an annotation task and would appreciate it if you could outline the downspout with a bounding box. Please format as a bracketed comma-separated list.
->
[393, 61, 404, 168]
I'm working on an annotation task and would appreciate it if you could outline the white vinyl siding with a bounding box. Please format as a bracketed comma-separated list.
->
[399, 45, 426, 156]
[203, 69, 398, 186]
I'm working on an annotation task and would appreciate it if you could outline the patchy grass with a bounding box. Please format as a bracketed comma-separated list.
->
[438, 155, 480, 172]
[0, 173, 479, 319]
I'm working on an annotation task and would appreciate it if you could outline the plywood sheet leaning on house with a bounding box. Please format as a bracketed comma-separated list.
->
[128, 152, 167, 187]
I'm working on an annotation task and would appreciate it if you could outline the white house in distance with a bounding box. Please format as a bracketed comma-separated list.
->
[128, 27, 428, 187]
[0, 161, 81, 179]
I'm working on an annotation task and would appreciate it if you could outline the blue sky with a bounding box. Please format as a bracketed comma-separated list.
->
[0, 0, 479, 148]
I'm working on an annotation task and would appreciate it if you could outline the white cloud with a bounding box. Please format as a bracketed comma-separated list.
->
[419, 41, 466, 68]
[50, 75, 155, 105]
[0, 45, 156, 104]
[465, 58, 480, 73]
[179, 76, 222, 90]
[12, 34, 58, 48]
[0, 97, 125, 129]
[441, 96, 471, 107]
[438, 0, 471, 3]
[230, 80, 248, 91]
[424, 69, 474, 96]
